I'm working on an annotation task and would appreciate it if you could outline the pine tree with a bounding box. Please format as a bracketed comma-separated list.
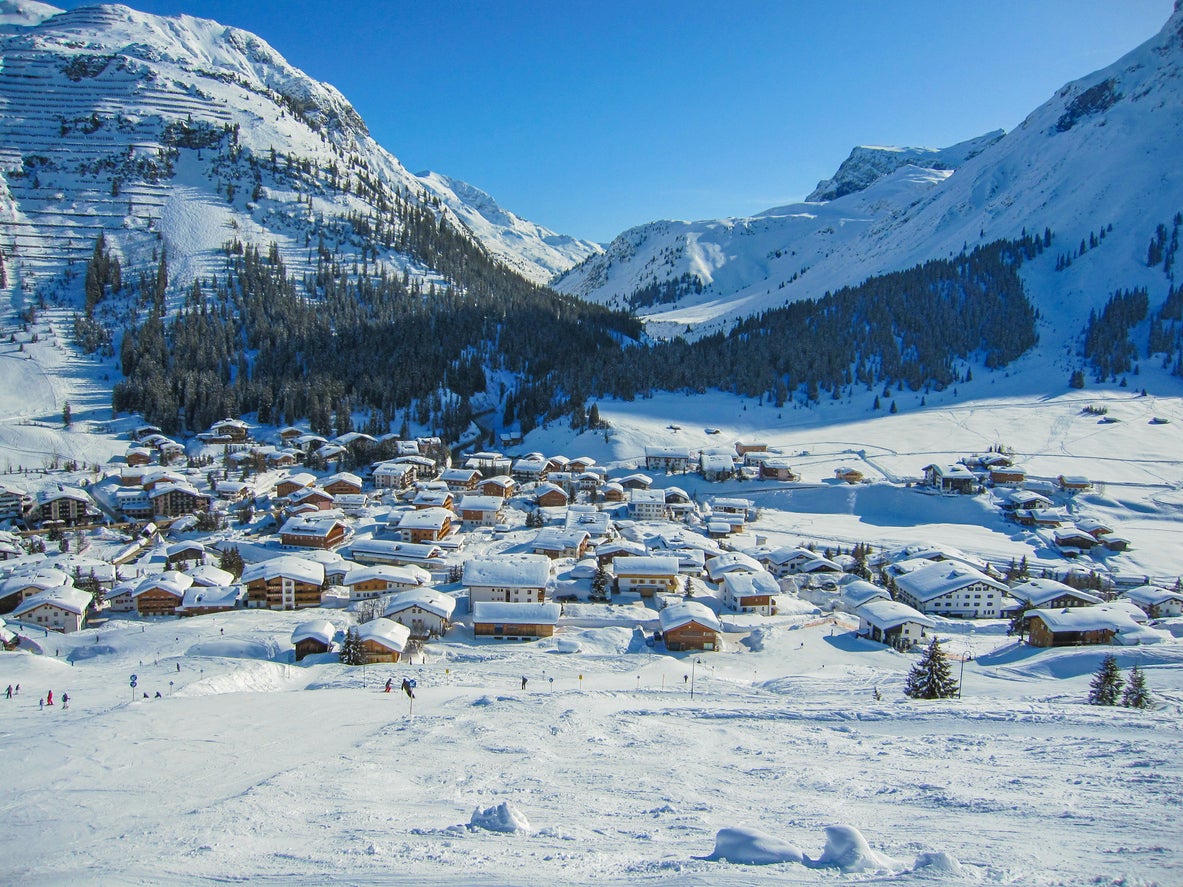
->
[1088, 654, 1124, 705]
[218, 546, 245, 579]
[1121, 664, 1151, 709]
[591, 564, 610, 602]
[339, 627, 366, 665]
[62, 401, 72, 427]
[903, 638, 959, 699]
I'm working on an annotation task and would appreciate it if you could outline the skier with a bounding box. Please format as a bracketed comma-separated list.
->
[46, 689, 53, 706]
[14, 684, 19, 695]
[176, 662, 180, 672]
[5, 685, 11, 699]
[521, 676, 528, 690]
[39, 698, 43, 711]
[155, 691, 161, 698]
[384, 678, 393, 693]
[61, 693, 69, 710]
[401, 678, 415, 699]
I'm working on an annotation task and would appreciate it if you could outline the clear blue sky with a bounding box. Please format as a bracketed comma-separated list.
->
[56, 0, 1178, 242]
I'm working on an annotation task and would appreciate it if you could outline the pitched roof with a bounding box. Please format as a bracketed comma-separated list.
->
[1009, 578, 1103, 607]
[358, 617, 411, 651]
[12, 585, 91, 617]
[383, 588, 457, 621]
[857, 598, 935, 631]
[471, 601, 561, 625]
[659, 600, 722, 634]
[240, 556, 325, 586]
[894, 561, 1006, 602]
[463, 555, 551, 589]
[291, 619, 336, 646]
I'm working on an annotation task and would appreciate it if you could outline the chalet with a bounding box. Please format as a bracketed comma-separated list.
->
[103, 580, 137, 613]
[478, 475, 517, 499]
[464, 554, 551, 605]
[210, 418, 250, 442]
[699, 451, 737, 481]
[705, 551, 765, 584]
[499, 429, 523, 448]
[472, 601, 561, 640]
[393, 507, 453, 543]
[602, 482, 625, 503]
[275, 472, 317, 498]
[393, 455, 439, 481]
[645, 446, 692, 473]
[577, 470, 605, 494]
[834, 467, 864, 484]
[630, 488, 668, 521]
[357, 618, 412, 663]
[712, 497, 752, 517]
[1003, 489, 1053, 512]
[840, 579, 891, 611]
[178, 584, 245, 616]
[735, 441, 768, 457]
[565, 506, 613, 539]
[242, 556, 325, 610]
[0, 530, 22, 560]
[0, 567, 73, 613]
[323, 472, 364, 497]
[264, 448, 301, 469]
[1075, 517, 1114, 540]
[1120, 585, 1183, 619]
[411, 487, 455, 511]
[531, 527, 591, 560]
[613, 556, 681, 597]
[758, 458, 799, 482]
[0, 483, 30, 521]
[664, 487, 695, 518]
[291, 619, 335, 660]
[989, 466, 1027, 486]
[720, 570, 779, 615]
[456, 495, 506, 527]
[659, 601, 723, 652]
[316, 445, 347, 466]
[856, 599, 934, 650]
[165, 541, 207, 570]
[759, 546, 842, 579]
[923, 463, 978, 494]
[125, 447, 153, 468]
[440, 467, 482, 491]
[383, 588, 457, 638]
[465, 452, 512, 478]
[511, 453, 550, 483]
[595, 539, 647, 566]
[278, 426, 305, 444]
[1058, 474, 1093, 493]
[280, 516, 351, 550]
[214, 480, 254, 502]
[372, 461, 416, 492]
[568, 456, 596, 474]
[287, 487, 335, 512]
[1053, 526, 1099, 553]
[149, 483, 211, 519]
[342, 564, 432, 600]
[11, 585, 90, 633]
[1009, 578, 1103, 612]
[1027, 607, 1122, 647]
[133, 571, 194, 617]
[26, 486, 99, 527]
[348, 539, 446, 570]
[131, 423, 164, 442]
[184, 564, 236, 589]
[535, 483, 569, 508]
[893, 561, 1007, 618]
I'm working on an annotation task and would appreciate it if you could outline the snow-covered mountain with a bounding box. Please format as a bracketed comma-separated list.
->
[556, 3, 1183, 342]
[0, 0, 598, 300]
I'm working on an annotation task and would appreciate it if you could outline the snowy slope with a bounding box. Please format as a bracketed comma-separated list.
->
[556, 4, 1183, 343]
[0, 0, 596, 304]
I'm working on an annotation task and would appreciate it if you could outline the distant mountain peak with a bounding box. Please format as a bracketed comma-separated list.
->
[806, 131, 1005, 203]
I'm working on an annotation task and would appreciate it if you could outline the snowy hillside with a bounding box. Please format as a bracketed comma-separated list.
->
[555, 4, 1183, 345]
[0, 0, 597, 303]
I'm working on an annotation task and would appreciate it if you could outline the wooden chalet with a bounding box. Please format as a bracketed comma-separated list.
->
[11, 585, 91, 633]
[383, 588, 457, 638]
[133, 571, 194, 618]
[659, 601, 722, 652]
[280, 516, 351, 550]
[291, 619, 335, 661]
[472, 601, 561, 640]
[323, 472, 364, 497]
[242, 556, 326, 610]
[357, 618, 411, 663]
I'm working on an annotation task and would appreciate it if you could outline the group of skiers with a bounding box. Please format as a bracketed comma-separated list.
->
[6, 685, 70, 710]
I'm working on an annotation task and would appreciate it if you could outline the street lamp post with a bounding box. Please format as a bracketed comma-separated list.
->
[690, 657, 702, 699]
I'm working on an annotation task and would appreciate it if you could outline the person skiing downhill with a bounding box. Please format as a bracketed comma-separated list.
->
[384, 678, 393, 693]
[521, 676, 528, 690]
[61, 693, 69, 710]
[46, 689, 53, 706]
[5, 685, 11, 699]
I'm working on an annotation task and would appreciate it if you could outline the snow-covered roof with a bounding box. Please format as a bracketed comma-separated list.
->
[893, 561, 1006, 601]
[180, 585, 244, 610]
[291, 619, 335, 646]
[1120, 585, 1183, 607]
[857, 598, 935, 631]
[705, 551, 764, 581]
[463, 555, 551, 589]
[357, 617, 411, 651]
[841, 579, 891, 609]
[472, 601, 561, 625]
[721, 570, 780, 598]
[133, 570, 194, 598]
[613, 555, 680, 576]
[384, 588, 457, 621]
[396, 507, 453, 529]
[325, 471, 363, 488]
[279, 472, 317, 488]
[12, 584, 91, 617]
[1028, 605, 1136, 634]
[343, 564, 431, 588]
[659, 600, 722, 634]
[1, 567, 71, 596]
[240, 556, 325, 586]
[457, 494, 505, 512]
[279, 516, 345, 538]
[1008, 578, 1103, 607]
[532, 527, 590, 551]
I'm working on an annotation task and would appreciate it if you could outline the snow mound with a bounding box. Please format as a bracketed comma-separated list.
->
[469, 802, 530, 834]
[811, 825, 904, 874]
[554, 637, 582, 654]
[742, 627, 770, 652]
[702, 827, 804, 865]
[66, 644, 118, 662]
[912, 850, 964, 875]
